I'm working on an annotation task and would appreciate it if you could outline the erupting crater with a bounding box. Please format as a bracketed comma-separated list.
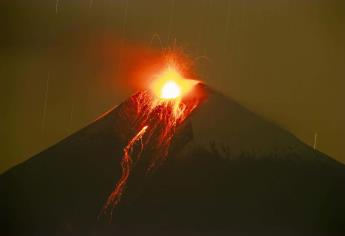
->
[100, 58, 206, 220]
[151, 65, 198, 100]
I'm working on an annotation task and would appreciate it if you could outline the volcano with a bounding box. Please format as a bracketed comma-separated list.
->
[1, 84, 345, 236]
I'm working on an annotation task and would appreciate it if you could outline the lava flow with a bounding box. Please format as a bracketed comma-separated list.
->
[100, 125, 148, 218]
[100, 58, 205, 219]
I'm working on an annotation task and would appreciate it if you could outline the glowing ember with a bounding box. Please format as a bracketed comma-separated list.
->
[160, 80, 181, 99]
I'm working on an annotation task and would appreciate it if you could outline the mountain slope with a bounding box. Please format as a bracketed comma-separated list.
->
[1, 86, 345, 235]
[190, 87, 312, 157]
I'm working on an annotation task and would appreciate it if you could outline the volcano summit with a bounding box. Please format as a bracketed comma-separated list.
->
[1, 84, 345, 236]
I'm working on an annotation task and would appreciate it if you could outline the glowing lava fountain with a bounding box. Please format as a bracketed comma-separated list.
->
[100, 63, 205, 219]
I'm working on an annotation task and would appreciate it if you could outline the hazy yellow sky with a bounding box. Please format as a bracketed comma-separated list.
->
[1, 0, 344, 173]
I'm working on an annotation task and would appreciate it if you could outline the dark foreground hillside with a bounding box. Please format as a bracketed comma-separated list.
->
[111, 147, 345, 236]
[2, 145, 345, 236]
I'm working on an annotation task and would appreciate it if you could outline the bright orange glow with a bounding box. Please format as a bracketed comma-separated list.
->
[151, 65, 198, 100]
[160, 80, 181, 99]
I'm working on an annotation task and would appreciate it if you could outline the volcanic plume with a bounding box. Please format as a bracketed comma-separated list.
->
[100, 62, 206, 218]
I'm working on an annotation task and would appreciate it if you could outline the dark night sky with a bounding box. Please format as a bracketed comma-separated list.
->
[1, 0, 344, 173]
